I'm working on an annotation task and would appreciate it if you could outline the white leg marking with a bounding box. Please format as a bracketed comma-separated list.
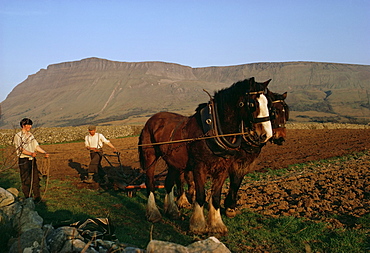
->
[146, 192, 162, 222]
[208, 200, 228, 234]
[164, 187, 180, 219]
[190, 202, 207, 234]
[177, 192, 191, 208]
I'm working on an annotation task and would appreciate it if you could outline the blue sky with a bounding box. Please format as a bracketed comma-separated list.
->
[1, 0, 369, 102]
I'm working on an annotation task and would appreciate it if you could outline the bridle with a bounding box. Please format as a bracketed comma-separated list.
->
[246, 90, 271, 124]
[270, 99, 289, 129]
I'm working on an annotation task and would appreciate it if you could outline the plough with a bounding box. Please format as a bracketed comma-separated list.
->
[101, 152, 164, 197]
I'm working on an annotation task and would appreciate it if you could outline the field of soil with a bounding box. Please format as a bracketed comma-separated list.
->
[44, 129, 370, 227]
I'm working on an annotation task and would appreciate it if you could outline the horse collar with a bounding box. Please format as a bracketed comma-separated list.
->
[200, 99, 241, 157]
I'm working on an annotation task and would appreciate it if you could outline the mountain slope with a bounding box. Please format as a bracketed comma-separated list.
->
[1, 58, 369, 128]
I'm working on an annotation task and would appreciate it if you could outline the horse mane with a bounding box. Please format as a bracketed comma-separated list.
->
[193, 78, 260, 131]
[213, 78, 253, 105]
[213, 78, 255, 127]
[195, 102, 208, 114]
[195, 78, 255, 114]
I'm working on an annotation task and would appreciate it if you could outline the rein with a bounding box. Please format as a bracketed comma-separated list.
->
[137, 132, 250, 147]
[37, 156, 51, 202]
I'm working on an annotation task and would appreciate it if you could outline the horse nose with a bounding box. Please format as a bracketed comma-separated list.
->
[255, 121, 273, 143]
[262, 122, 273, 142]
[274, 137, 285, 145]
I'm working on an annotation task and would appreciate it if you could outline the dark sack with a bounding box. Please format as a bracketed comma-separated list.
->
[70, 217, 116, 240]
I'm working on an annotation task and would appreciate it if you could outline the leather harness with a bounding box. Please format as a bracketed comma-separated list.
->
[199, 90, 269, 157]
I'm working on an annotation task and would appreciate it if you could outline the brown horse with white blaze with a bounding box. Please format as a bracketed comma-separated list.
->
[178, 89, 290, 217]
[138, 78, 272, 234]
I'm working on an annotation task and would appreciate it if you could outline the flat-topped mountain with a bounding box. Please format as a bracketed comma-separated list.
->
[1, 57, 369, 128]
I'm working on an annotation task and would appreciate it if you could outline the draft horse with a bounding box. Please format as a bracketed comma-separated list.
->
[138, 78, 273, 234]
[268, 90, 289, 145]
[223, 89, 289, 218]
[175, 89, 290, 217]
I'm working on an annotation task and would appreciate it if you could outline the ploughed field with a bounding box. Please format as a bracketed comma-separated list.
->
[45, 129, 370, 228]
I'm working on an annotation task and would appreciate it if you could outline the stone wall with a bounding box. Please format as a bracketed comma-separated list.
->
[0, 125, 143, 146]
[1, 123, 369, 147]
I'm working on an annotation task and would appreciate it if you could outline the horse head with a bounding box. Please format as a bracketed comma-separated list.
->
[266, 89, 289, 145]
[238, 78, 273, 146]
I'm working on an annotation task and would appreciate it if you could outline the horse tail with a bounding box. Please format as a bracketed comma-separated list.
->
[138, 127, 146, 171]
[138, 123, 161, 172]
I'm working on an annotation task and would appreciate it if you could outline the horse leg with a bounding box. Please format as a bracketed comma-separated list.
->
[140, 145, 162, 223]
[176, 171, 192, 208]
[207, 173, 228, 235]
[164, 166, 181, 219]
[189, 167, 208, 234]
[224, 157, 258, 217]
[224, 171, 243, 218]
[185, 170, 196, 204]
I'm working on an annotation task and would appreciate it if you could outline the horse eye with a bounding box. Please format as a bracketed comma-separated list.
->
[239, 102, 244, 107]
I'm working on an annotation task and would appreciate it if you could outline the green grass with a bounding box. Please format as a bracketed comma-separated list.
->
[1, 153, 369, 252]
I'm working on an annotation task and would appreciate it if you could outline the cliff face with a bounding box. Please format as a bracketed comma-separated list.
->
[1, 58, 369, 128]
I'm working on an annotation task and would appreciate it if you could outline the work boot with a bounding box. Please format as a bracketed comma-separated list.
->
[100, 174, 110, 186]
[83, 173, 94, 184]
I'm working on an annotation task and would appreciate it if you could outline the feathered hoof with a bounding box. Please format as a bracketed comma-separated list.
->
[208, 224, 228, 236]
[225, 208, 237, 218]
[166, 209, 181, 220]
[177, 194, 192, 209]
[146, 209, 162, 223]
[190, 224, 208, 235]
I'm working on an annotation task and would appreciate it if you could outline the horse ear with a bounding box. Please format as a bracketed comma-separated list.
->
[283, 92, 288, 99]
[263, 79, 272, 88]
[250, 77, 255, 83]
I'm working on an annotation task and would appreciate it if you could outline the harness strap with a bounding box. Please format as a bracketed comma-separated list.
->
[253, 116, 270, 123]
[199, 100, 241, 157]
[247, 91, 265, 95]
[212, 100, 242, 149]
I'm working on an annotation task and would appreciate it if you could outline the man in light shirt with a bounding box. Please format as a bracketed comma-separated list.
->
[13, 118, 49, 202]
[84, 125, 117, 184]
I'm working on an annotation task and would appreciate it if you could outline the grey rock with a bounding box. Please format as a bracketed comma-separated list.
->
[0, 187, 15, 207]
[146, 237, 231, 253]
[1, 201, 22, 223]
[147, 240, 188, 253]
[42, 224, 55, 241]
[125, 246, 146, 253]
[13, 207, 43, 233]
[59, 238, 97, 253]
[7, 187, 19, 197]
[8, 228, 48, 253]
[47, 226, 85, 253]
[187, 237, 231, 253]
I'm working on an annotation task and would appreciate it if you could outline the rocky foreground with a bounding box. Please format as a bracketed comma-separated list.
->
[0, 187, 231, 253]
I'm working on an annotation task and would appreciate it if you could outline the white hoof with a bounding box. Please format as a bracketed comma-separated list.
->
[146, 192, 162, 223]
